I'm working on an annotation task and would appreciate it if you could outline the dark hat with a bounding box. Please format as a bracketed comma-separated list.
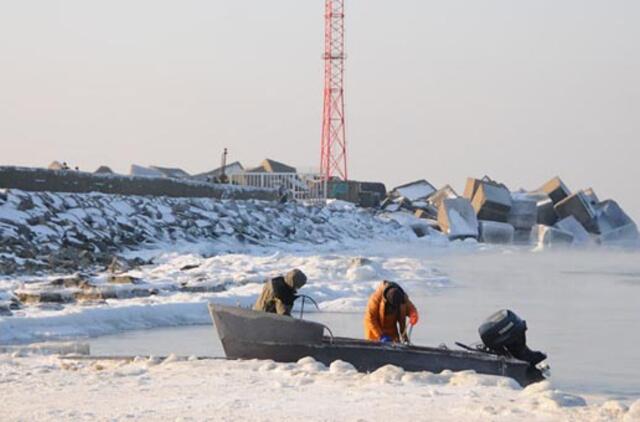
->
[284, 269, 307, 289]
[384, 287, 404, 308]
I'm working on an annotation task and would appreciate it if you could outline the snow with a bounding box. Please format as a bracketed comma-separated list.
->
[0, 354, 636, 421]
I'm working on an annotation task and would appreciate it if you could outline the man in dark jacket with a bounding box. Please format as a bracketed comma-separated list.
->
[253, 269, 307, 316]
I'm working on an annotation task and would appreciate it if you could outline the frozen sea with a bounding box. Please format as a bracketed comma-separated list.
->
[88, 246, 640, 402]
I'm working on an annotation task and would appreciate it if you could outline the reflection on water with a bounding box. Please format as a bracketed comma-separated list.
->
[90, 249, 640, 401]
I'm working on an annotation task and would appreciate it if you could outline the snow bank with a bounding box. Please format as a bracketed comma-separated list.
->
[0, 355, 633, 421]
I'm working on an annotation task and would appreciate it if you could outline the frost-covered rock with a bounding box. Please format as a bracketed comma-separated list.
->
[0, 189, 413, 274]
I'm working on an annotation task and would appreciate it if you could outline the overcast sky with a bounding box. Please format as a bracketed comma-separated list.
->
[1, 1, 639, 218]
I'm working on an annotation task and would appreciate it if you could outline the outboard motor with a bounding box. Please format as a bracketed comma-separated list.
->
[479, 309, 547, 366]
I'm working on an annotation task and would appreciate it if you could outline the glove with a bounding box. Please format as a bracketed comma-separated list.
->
[409, 310, 419, 326]
[379, 335, 392, 343]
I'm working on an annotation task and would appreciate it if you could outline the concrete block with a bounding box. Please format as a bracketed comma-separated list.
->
[555, 216, 591, 245]
[427, 185, 459, 209]
[463, 177, 482, 199]
[471, 182, 512, 222]
[514, 228, 533, 245]
[532, 224, 574, 247]
[438, 198, 479, 240]
[479, 220, 515, 244]
[599, 223, 639, 244]
[554, 191, 598, 233]
[507, 196, 537, 230]
[390, 180, 436, 202]
[524, 191, 558, 226]
[594, 200, 634, 234]
[539, 177, 571, 205]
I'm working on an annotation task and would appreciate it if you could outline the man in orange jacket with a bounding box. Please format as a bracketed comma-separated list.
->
[364, 280, 419, 343]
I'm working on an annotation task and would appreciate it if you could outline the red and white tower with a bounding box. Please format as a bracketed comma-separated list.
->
[320, 0, 348, 181]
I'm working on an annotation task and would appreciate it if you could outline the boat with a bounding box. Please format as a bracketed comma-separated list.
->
[208, 304, 546, 387]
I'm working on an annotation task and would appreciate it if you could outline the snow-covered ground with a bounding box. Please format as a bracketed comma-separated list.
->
[0, 353, 638, 421]
[1, 226, 639, 420]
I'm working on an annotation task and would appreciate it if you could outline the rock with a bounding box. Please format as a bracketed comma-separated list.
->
[107, 274, 140, 285]
[470, 181, 512, 222]
[180, 264, 201, 271]
[17, 290, 75, 304]
[107, 257, 131, 274]
[507, 197, 537, 230]
[538, 177, 571, 205]
[17, 196, 35, 211]
[50, 274, 92, 288]
[478, 221, 515, 244]
[532, 225, 574, 248]
[554, 191, 598, 233]
[555, 216, 592, 245]
[438, 198, 479, 240]
[0, 304, 12, 316]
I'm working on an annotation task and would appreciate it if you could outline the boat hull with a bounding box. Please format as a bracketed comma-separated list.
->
[209, 304, 544, 387]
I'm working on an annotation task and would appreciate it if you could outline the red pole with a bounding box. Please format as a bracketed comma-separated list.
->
[320, 0, 348, 181]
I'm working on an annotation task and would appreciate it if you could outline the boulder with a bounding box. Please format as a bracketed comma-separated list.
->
[438, 198, 479, 240]
[532, 225, 574, 248]
[554, 191, 598, 233]
[538, 177, 571, 205]
[470, 182, 512, 222]
[107, 274, 140, 285]
[478, 221, 515, 244]
[507, 196, 537, 230]
[555, 216, 591, 245]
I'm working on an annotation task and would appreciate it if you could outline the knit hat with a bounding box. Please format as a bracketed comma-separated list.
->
[284, 269, 307, 289]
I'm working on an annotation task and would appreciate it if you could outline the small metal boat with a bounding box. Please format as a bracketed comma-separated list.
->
[208, 304, 545, 387]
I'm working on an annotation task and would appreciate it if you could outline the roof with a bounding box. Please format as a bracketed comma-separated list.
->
[130, 164, 164, 178]
[193, 162, 244, 180]
[247, 159, 296, 174]
[149, 166, 191, 179]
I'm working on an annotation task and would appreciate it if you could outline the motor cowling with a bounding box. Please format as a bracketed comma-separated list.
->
[479, 309, 547, 366]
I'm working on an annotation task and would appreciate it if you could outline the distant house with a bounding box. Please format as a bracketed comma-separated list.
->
[48, 161, 70, 171]
[149, 166, 191, 179]
[247, 159, 297, 174]
[192, 161, 244, 182]
[94, 165, 115, 175]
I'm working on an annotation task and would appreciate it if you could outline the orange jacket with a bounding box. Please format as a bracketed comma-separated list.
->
[364, 281, 419, 342]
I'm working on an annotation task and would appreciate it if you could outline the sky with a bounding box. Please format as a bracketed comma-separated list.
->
[1, 1, 639, 218]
